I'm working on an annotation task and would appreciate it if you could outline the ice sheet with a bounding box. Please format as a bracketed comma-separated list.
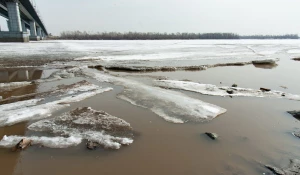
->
[0, 99, 43, 111]
[0, 83, 112, 127]
[154, 80, 300, 100]
[84, 70, 227, 123]
[0, 135, 82, 148]
[0, 82, 32, 90]
[1, 40, 300, 64]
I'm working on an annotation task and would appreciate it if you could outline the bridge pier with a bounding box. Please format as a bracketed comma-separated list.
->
[0, 1, 29, 42]
[6, 20, 11, 31]
[29, 21, 40, 41]
[7, 2, 22, 32]
[21, 21, 26, 32]
[37, 27, 43, 40]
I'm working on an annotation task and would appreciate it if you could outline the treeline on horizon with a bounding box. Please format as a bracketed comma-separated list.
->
[57, 31, 299, 40]
[241, 34, 299, 39]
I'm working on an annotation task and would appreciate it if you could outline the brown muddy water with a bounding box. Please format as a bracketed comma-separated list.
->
[0, 57, 300, 175]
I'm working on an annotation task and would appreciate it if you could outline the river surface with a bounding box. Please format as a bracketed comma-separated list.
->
[0, 40, 300, 175]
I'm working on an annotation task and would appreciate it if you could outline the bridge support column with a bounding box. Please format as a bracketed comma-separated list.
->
[7, 2, 22, 32]
[29, 21, 40, 41]
[21, 21, 26, 32]
[6, 20, 11, 31]
[37, 27, 43, 40]
[0, 2, 29, 42]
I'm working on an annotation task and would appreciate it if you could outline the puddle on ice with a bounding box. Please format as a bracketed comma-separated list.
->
[154, 80, 300, 101]
[83, 69, 227, 123]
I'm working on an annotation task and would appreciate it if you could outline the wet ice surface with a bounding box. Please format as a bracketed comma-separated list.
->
[0, 81, 112, 127]
[28, 107, 133, 149]
[154, 80, 300, 101]
[84, 69, 227, 123]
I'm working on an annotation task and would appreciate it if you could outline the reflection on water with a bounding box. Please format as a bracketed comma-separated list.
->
[0, 68, 43, 100]
[0, 68, 43, 83]
[252, 63, 278, 69]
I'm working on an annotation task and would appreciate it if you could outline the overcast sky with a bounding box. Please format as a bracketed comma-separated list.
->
[1, 0, 299, 35]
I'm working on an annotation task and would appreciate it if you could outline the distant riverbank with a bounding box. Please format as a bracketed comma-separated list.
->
[50, 31, 299, 40]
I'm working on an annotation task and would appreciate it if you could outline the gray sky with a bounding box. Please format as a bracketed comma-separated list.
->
[1, 0, 300, 35]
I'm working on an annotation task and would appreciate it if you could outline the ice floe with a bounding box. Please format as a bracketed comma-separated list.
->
[0, 99, 43, 111]
[74, 56, 103, 61]
[28, 107, 133, 149]
[0, 135, 82, 149]
[0, 82, 112, 127]
[83, 70, 227, 123]
[0, 81, 32, 90]
[154, 80, 300, 101]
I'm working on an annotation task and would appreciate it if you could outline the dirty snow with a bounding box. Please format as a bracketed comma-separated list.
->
[28, 107, 133, 149]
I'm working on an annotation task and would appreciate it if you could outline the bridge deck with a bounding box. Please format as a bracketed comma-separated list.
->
[0, 0, 47, 35]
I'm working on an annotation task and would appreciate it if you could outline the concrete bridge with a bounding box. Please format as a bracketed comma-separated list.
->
[0, 0, 48, 42]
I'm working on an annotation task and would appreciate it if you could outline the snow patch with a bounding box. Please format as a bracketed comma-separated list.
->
[287, 49, 300, 54]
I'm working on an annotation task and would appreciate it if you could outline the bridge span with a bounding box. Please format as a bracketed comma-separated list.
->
[0, 0, 48, 42]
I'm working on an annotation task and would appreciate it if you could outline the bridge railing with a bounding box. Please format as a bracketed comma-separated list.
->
[29, 0, 45, 24]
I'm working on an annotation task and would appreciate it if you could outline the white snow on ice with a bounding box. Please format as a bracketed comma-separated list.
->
[288, 49, 300, 54]
[1, 40, 300, 63]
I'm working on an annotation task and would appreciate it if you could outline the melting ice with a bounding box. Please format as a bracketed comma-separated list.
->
[0, 81, 112, 127]
[83, 69, 227, 123]
[154, 80, 300, 100]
